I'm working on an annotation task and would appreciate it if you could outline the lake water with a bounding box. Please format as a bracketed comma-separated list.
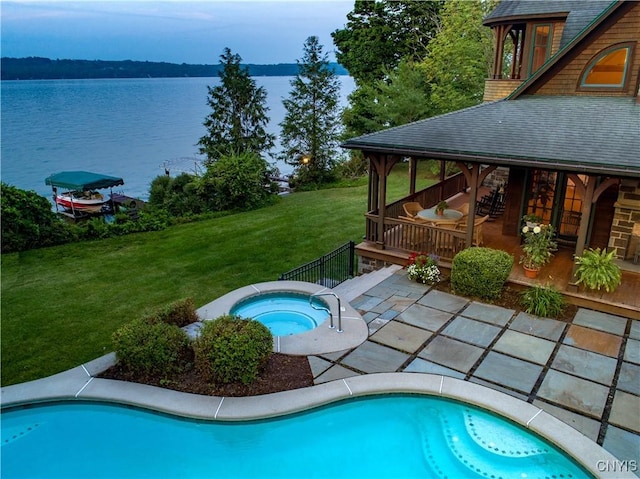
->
[1, 76, 355, 200]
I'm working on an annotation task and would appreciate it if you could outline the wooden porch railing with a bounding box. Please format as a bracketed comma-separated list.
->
[366, 216, 467, 263]
[364, 173, 468, 262]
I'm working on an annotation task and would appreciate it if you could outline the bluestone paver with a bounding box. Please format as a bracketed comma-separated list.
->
[379, 308, 400, 320]
[624, 338, 640, 364]
[386, 295, 418, 312]
[551, 345, 618, 385]
[367, 317, 390, 334]
[418, 336, 483, 373]
[533, 399, 601, 441]
[510, 312, 566, 341]
[397, 303, 453, 332]
[404, 358, 466, 379]
[341, 341, 410, 374]
[370, 321, 432, 352]
[564, 325, 622, 357]
[473, 351, 543, 394]
[314, 364, 361, 383]
[493, 329, 556, 365]
[572, 308, 628, 336]
[630, 320, 640, 341]
[609, 391, 640, 433]
[418, 290, 468, 314]
[617, 362, 640, 395]
[461, 301, 515, 327]
[308, 356, 333, 377]
[470, 377, 529, 402]
[602, 426, 640, 465]
[441, 316, 501, 347]
[538, 369, 610, 417]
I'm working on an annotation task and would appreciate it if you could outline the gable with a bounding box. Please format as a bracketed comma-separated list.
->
[516, 1, 640, 97]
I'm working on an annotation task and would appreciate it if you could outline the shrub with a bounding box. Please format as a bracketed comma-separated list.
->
[0, 182, 75, 252]
[112, 319, 192, 377]
[451, 247, 513, 299]
[520, 285, 565, 318]
[147, 298, 199, 327]
[194, 315, 273, 385]
[198, 151, 278, 211]
[574, 248, 622, 293]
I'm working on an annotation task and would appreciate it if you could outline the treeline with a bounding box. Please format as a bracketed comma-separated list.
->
[0, 57, 349, 80]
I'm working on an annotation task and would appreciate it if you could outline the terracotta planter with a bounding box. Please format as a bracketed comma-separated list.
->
[523, 266, 540, 279]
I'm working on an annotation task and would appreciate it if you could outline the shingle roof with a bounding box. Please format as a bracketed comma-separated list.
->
[483, 1, 615, 48]
[341, 96, 640, 178]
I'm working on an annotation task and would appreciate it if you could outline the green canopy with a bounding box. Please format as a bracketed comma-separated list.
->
[45, 171, 124, 190]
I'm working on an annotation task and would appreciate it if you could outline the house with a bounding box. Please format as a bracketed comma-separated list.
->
[341, 0, 640, 317]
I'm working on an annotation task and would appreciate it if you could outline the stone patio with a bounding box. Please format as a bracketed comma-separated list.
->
[322, 269, 640, 473]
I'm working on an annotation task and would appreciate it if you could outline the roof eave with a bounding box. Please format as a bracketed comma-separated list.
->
[340, 142, 640, 178]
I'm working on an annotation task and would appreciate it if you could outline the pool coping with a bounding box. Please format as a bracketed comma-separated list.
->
[195, 280, 368, 355]
[0, 353, 631, 479]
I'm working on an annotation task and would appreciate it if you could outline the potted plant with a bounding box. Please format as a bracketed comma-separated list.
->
[522, 213, 543, 228]
[405, 252, 441, 284]
[574, 248, 622, 292]
[519, 223, 558, 278]
[435, 201, 448, 216]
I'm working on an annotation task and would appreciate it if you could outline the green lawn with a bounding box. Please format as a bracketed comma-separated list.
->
[1, 162, 434, 386]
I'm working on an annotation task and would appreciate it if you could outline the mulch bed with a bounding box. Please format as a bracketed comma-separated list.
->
[99, 353, 314, 397]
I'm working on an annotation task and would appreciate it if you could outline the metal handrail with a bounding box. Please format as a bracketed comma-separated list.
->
[309, 291, 343, 333]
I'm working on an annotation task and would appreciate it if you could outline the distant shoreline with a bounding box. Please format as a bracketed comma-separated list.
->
[0, 57, 349, 81]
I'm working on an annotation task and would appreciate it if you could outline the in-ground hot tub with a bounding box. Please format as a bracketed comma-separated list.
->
[230, 291, 330, 336]
[195, 281, 368, 355]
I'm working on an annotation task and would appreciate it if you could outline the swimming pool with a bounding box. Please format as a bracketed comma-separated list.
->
[230, 291, 329, 336]
[1, 395, 592, 479]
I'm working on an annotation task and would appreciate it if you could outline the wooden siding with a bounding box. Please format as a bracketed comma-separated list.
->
[530, 2, 640, 96]
[483, 79, 524, 101]
[550, 21, 565, 56]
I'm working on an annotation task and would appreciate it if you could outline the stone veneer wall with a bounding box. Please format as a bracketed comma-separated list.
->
[482, 167, 510, 191]
[608, 179, 640, 259]
[358, 255, 392, 275]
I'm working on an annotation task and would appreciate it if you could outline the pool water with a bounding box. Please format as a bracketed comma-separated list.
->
[230, 292, 329, 336]
[1, 395, 592, 479]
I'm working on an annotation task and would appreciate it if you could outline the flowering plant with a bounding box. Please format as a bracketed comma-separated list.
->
[405, 252, 441, 284]
[519, 223, 557, 270]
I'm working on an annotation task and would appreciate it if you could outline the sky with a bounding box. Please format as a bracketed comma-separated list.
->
[1, 0, 354, 64]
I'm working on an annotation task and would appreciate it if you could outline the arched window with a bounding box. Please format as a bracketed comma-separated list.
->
[580, 44, 633, 88]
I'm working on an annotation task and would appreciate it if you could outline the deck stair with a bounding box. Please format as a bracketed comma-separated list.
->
[332, 265, 401, 302]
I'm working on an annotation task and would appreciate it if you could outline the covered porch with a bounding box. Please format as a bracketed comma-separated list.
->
[355, 161, 640, 320]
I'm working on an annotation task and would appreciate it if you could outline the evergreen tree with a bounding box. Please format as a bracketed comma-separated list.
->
[279, 36, 342, 187]
[198, 48, 275, 164]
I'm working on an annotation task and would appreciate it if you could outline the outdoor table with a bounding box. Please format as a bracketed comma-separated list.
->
[417, 208, 464, 222]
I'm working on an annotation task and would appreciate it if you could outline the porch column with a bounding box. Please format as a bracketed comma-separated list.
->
[455, 162, 483, 248]
[369, 153, 400, 249]
[569, 175, 597, 288]
[409, 157, 418, 195]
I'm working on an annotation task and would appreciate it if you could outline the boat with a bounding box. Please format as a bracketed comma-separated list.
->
[53, 190, 108, 213]
[45, 171, 125, 215]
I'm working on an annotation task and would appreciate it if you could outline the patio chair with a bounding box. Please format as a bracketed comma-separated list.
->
[454, 202, 470, 218]
[403, 201, 424, 218]
[458, 214, 490, 246]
